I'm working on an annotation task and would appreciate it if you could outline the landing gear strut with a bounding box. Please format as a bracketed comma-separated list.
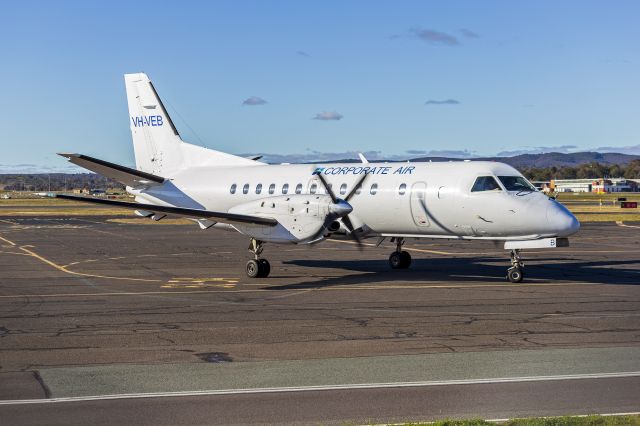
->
[246, 239, 270, 278]
[389, 237, 411, 269]
[507, 249, 524, 283]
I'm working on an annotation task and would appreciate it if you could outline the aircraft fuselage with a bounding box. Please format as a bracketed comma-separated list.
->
[131, 160, 579, 242]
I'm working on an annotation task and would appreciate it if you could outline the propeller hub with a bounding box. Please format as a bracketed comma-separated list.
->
[329, 199, 353, 217]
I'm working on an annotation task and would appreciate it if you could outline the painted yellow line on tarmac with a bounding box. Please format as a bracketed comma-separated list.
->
[0, 233, 239, 286]
[18, 245, 164, 283]
[616, 221, 640, 229]
[328, 239, 466, 255]
[0, 290, 259, 299]
[0, 250, 31, 256]
[329, 238, 637, 256]
[0, 281, 599, 299]
[0, 234, 17, 246]
[404, 246, 471, 255]
[238, 280, 592, 290]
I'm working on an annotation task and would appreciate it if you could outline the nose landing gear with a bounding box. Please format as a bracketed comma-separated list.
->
[389, 237, 412, 269]
[507, 249, 524, 283]
[246, 238, 270, 278]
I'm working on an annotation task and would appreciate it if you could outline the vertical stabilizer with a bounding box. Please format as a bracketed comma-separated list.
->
[125, 73, 263, 173]
[125, 73, 184, 175]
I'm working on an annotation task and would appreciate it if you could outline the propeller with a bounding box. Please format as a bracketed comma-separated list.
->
[315, 172, 368, 249]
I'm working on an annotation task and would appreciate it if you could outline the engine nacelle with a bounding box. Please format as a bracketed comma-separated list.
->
[229, 195, 335, 243]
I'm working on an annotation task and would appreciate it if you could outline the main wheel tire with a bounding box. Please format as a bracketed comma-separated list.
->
[400, 251, 412, 268]
[258, 259, 271, 278]
[389, 251, 403, 269]
[246, 259, 260, 278]
[507, 267, 524, 283]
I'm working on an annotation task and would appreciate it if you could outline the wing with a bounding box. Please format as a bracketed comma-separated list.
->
[55, 194, 278, 227]
[58, 153, 165, 187]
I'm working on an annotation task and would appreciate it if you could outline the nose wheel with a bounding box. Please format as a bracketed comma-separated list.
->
[507, 249, 524, 283]
[389, 238, 412, 269]
[246, 239, 271, 278]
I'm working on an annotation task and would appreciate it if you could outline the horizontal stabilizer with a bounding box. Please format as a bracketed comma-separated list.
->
[55, 194, 278, 227]
[58, 153, 165, 187]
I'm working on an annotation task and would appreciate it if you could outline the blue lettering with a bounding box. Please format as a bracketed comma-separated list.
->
[393, 167, 404, 174]
[130, 115, 164, 127]
[381, 167, 390, 174]
[405, 166, 415, 174]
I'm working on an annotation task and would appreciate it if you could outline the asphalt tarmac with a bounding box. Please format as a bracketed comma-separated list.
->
[0, 215, 639, 424]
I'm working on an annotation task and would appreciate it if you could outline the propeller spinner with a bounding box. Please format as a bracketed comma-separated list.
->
[316, 172, 368, 249]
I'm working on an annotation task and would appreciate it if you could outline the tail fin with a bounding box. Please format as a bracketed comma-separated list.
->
[125, 73, 185, 175]
[124, 73, 260, 175]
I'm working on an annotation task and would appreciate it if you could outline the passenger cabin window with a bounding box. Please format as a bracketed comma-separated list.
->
[230, 184, 237, 194]
[370, 183, 378, 195]
[243, 184, 250, 194]
[295, 183, 303, 194]
[268, 184, 275, 194]
[339, 183, 347, 195]
[255, 183, 262, 194]
[310, 183, 317, 194]
[282, 183, 289, 194]
[471, 176, 502, 192]
[355, 185, 362, 195]
[398, 183, 407, 195]
[498, 176, 536, 192]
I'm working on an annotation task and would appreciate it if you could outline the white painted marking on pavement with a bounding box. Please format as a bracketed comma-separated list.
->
[1, 371, 639, 405]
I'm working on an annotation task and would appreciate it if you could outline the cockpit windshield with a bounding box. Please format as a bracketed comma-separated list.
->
[497, 176, 536, 192]
[471, 176, 502, 192]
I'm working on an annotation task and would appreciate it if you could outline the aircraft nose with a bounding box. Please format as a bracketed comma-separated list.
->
[546, 201, 580, 236]
[329, 199, 353, 217]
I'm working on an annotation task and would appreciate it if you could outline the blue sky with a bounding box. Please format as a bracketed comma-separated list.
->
[1, 0, 638, 172]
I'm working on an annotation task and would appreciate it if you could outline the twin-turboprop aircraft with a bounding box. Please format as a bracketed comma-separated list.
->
[57, 73, 580, 282]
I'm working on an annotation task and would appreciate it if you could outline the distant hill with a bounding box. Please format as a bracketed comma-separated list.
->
[2, 152, 640, 191]
[409, 152, 640, 168]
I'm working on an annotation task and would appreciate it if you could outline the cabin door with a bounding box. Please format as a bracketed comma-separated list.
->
[410, 182, 430, 227]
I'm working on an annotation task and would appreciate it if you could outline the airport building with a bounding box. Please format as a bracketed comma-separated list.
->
[551, 178, 639, 193]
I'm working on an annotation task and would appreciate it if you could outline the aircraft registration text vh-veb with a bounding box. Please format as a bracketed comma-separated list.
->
[56, 73, 580, 282]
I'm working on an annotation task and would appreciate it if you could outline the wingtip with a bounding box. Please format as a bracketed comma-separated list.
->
[57, 152, 77, 159]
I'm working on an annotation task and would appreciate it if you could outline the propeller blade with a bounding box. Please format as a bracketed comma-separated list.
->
[316, 173, 338, 204]
[341, 215, 364, 250]
[344, 173, 368, 202]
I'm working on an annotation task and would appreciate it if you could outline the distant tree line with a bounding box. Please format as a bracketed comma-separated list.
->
[0, 173, 124, 192]
[520, 160, 640, 181]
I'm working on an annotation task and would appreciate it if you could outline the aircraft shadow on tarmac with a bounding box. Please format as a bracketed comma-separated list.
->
[269, 257, 640, 290]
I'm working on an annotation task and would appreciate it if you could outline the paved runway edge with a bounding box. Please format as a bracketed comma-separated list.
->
[8, 346, 640, 400]
[2, 371, 640, 405]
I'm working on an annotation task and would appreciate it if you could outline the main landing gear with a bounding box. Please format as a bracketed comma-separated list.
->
[388, 237, 412, 269]
[507, 249, 524, 283]
[246, 238, 270, 278]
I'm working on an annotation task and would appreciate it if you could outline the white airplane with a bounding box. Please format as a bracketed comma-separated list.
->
[57, 73, 580, 283]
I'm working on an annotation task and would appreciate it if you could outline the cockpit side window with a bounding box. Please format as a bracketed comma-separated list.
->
[471, 176, 502, 192]
[497, 176, 536, 192]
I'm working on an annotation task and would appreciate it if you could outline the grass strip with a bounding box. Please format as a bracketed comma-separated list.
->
[393, 414, 640, 426]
